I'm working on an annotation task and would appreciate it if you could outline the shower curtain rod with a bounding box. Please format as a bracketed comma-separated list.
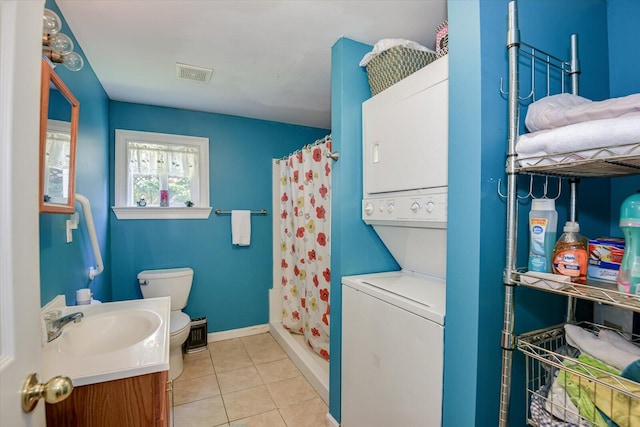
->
[276, 134, 339, 163]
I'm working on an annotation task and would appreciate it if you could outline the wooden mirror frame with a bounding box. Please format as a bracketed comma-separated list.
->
[40, 58, 79, 214]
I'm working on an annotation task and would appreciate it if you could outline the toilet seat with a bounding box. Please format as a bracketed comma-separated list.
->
[170, 311, 191, 336]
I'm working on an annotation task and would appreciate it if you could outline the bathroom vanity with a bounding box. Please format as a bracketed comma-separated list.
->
[46, 371, 169, 427]
[41, 297, 171, 426]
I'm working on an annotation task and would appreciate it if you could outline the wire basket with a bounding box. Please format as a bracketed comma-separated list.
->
[517, 322, 640, 426]
[365, 46, 437, 96]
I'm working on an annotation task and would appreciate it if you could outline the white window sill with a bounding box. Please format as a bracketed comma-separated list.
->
[112, 206, 212, 220]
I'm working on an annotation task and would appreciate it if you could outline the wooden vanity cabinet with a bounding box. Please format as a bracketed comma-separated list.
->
[46, 371, 169, 427]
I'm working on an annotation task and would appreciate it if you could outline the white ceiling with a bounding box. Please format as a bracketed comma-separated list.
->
[57, 1, 447, 129]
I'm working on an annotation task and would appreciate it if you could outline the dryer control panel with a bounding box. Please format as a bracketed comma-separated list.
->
[362, 191, 447, 228]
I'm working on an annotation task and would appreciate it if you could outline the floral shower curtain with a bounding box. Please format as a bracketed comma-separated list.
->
[279, 139, 332, 360]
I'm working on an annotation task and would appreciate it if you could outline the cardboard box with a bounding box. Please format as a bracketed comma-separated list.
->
[587, 237, 625, 283]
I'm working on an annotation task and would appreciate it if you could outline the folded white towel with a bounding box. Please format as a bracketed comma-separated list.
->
[516, 112, 640, 159]
[525, 93, 640, 132]
[564, 324, 639, 370]
[231, 210, 251, 246]
[598, 329, 640, 357]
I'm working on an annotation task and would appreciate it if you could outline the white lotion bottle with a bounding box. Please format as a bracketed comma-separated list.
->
[528, 198, 558, 273]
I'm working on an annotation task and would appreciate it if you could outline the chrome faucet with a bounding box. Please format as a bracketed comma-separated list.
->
[46, 312, 84, 343]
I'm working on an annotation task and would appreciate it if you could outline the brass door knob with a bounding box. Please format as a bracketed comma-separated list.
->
[21, 373, 73, 413]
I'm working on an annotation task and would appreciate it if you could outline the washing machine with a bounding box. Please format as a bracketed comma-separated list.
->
[342, 271, 445, 426]
[341, 55, 449, 426]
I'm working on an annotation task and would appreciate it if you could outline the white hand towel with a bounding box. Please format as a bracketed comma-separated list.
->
[598, 329, 640, 357]
[564, 324, 639, 370]
[231, 210, 251, 246]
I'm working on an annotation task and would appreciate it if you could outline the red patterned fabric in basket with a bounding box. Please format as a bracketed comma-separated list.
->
[436, 21, 448, 58]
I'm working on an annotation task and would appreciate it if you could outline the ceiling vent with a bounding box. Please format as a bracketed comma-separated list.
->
[176, 62, 213, 84]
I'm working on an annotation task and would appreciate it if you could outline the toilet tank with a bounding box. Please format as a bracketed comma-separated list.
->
[137, 267, 193, 310]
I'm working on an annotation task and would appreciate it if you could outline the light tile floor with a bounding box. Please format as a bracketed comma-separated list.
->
[172, 332, 328, 427]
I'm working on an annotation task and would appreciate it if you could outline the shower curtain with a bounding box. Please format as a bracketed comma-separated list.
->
[279, 139, 332, 360]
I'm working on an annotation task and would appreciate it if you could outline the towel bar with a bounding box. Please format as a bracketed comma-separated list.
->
[214, 209, 267, 215]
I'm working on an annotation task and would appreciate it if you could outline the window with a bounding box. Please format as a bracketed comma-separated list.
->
[44, 120, 71, 204]
[113, 130, 211, 219]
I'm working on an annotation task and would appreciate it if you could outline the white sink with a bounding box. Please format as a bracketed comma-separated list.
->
[42, 297, 170, 387]
[57, 309, 162, 356]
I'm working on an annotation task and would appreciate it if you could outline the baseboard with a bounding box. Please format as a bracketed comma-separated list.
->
[207, 323, 269, 342]
[326, 412, 340, 427]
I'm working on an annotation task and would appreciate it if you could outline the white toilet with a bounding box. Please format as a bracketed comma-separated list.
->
[137, 267, 194, 381]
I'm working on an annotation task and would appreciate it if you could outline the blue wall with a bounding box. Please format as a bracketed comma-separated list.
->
[40, 0, 110, 306]
[608, 0, 640, 98]
[607, 0, 640, 232]
[444, 2, 485, 425]
[328, 38, 399, 421]
[445, 0, 612, 425]
[109, 102, 328, 332]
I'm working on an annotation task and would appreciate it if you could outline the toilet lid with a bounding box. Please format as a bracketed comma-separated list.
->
[170, 311, 190, 335]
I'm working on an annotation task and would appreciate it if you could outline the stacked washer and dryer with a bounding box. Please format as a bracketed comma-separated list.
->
[341, 55, 448, 426]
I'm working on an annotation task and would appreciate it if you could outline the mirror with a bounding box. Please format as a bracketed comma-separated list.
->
[40, 58, 79, 214]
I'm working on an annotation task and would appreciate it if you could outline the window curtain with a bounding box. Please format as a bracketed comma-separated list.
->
[44, 131, 71, 200]
[279, 140, 332, 360]
[45, 131, 70, 170]
[127, 141, 199, 205]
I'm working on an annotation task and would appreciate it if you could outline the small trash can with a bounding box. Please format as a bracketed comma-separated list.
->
[184, 317, 208, 353]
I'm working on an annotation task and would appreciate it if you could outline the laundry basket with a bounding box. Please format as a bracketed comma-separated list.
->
[364, 45, 437, 95]
[435, 21, 449, 58]
[517, 322, 640, 426]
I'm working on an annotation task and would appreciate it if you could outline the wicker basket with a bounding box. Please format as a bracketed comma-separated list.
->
[436, 21, 449, 58]
[365, 46, 437, 95]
